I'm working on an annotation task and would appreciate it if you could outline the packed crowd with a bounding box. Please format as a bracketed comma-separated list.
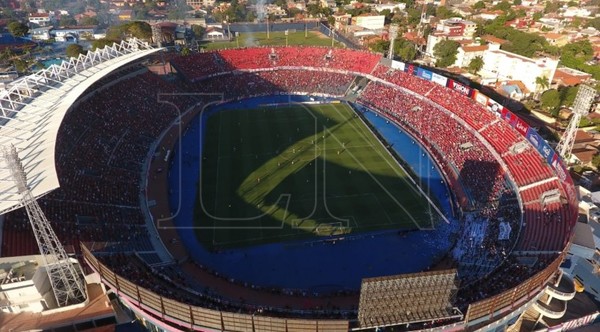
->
[189, 69, 356, 99]
[2, 70, 197, 255]
[358, 81, 509, 211]
[171, 47, 380, 82]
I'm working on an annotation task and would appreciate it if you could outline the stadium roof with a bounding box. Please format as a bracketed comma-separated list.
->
[0, 39, 162, 215]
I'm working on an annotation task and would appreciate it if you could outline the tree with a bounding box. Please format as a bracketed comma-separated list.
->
[544, 1, 560, 14]
[59, 15, 77, 27]
[395, 39, 417, 62]
[592, 153, 600, 169]
[559, 85, 579, 107]
[91, 38, 118, 51]
[587, 17, 600, 30]
[535, 76, 550, 99]
[191, 24, 205, 39]
[370, 39, 389, 53]
[7, 21, 29, 37]
[532, 11, 543, 21]
[468, 56, 484, 75]
[494, 1, 512, 11]
[540, 89, 560, 112]
[66, 44, 85, 58]
[472, 1, 485, 10]
[79, 16, 99, 26]
[106, 21, 152, 41]
[433, 39, 460, 68]
[181, 46, 190, 56]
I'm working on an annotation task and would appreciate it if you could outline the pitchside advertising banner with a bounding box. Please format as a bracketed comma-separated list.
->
[447, 79, 472, 97]
[391, 60, 405, 71]
[472, 90, 488, 106]
[486, 98, 503, 115]
[431, 73, 448, 87]
[406, 63, 417, 75]
[416, 68, 433, 81]
[526, 128, 555, 164]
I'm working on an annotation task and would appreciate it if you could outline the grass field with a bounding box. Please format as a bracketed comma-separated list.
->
[195, 103, 435, 249]
[199, 31, 342, 50]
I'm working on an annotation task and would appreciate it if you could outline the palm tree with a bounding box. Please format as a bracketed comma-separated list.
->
[468, 56, 484, 75]
[535, 75, 550, 99]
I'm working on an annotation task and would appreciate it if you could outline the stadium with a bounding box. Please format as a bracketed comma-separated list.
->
[0, 39, 581, 331]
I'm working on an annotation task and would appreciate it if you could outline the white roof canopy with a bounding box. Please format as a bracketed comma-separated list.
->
[0, 39, 162, 214]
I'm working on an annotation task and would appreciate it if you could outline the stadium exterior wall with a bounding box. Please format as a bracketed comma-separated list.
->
[82, 244, 350, 332]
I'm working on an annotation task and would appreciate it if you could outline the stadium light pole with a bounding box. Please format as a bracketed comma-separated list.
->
[285, 30, 288, 47]
[236, 32, 240, 48]
[266, 16, 270, 39]
[331, 28, 335, 47]
[305, 23, 307, 38]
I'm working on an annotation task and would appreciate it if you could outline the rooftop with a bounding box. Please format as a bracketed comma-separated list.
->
[462, 45, 488, 52]
[481, 34, 509, 45]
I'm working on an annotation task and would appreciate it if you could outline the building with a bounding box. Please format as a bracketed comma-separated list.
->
[187, 0, 216, 9]
[352, 14, 385, 31]
[435, 18, 477, 38]
[28, 12, 54, 26]
[0, 254, 119, 330]
[480, 34, 508, 46]
[543, 33, 569, 47]
[563, 7, 592, 18]
[266, 4, 287, 17]
[453, 43, 492, 68]
[53, 26, 98, 42]
[118, 9, 134, 21]
[425, 18, 478, 56]
[479, 49, 559, 93]
[373, 2, 406, 12]
[553, 67, 593, 87]
[332, 13, 352, 30]
[30, 26, 52, 41]
[499, 80, 530, 100]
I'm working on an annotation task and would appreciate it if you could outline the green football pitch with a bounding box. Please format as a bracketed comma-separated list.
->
[195, 102, 436, 249]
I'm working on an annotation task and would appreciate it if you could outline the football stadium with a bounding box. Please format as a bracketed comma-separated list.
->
[0, 39, 583, 331]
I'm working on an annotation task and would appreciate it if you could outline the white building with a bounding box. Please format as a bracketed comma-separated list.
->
[28, 13, 54, 26]
[53, 26, 98, 42]
[562, 6, 592, 18]
[425, 18, 478, 56]
[453, 43, 497, 68]
[30, 27, 52, 41]
[187, 0, 216, 9]
[479, 49, 559, 93]
[373, 2, 406, 13]
[0, 254, 119, 331]
[353, 15, 385, 31]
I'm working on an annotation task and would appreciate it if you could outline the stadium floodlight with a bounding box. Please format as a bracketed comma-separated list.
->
[357, 269, 462, 329]
[2, 145, 87, 307]
[556, 84, 596, 161]
[388, 25, 399, 60]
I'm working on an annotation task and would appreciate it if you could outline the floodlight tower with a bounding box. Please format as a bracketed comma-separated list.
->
[2, 145, 87, 307]
[556, 85, 597, 161]
[415, 2, 429, 55]
[388, 24, 399, 60]
[151, 24, 162, 48]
